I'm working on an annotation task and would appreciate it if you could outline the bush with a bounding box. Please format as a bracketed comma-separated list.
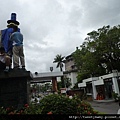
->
[39, 94, 77, 114]
[73, 95, 99, 114]
[39, 94, 99, 114]
[112, 92, 119, 101]
[0, 94, 99, 114]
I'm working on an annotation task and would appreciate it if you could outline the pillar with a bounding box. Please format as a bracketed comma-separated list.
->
[112, 77, 120, 95]
[92, 80, 97, 99]
[52, 77, 58, 92]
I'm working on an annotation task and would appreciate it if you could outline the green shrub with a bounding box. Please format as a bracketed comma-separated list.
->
[23, 104, 42, 114]
[39, 94, 78, 114]
[112, 92, 119, 101]
[0, 94, 100, 114]
[39, 94, 99, 114]
[73, 95, 99, 114]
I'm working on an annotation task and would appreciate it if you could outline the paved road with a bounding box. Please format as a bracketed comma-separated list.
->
[88, 101, 120, 114]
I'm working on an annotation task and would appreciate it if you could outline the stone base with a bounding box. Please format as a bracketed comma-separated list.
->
[0, 69, 33, 110]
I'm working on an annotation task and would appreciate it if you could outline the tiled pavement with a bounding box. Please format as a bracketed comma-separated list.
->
[88, 100, 120, 114]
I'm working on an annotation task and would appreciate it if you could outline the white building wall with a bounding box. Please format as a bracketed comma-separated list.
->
[112, 77, 120, 95]
[92, 80, 97, 99]
[66, 72, 77, 88]
[71, 72, 77, 88]
[78, 72, 120, 100]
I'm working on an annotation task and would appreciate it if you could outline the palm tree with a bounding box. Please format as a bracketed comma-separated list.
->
[53, 54, 65, 71]
[53, 54, 65, 88]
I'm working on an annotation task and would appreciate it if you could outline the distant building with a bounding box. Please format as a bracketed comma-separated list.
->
[64, 54, 78, 88]
[78, 70, 120, 101]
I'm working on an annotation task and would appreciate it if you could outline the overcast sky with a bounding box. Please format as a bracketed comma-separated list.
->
[0, 0, 120, 73]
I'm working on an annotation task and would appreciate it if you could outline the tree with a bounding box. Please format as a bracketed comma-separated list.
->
[53, 54, 65, 71]
[64, 77, 72, 88]
[57, 81, 62, 91]
[73, 25, 120, 84]
[53, 54, 65, 88]
[86, 25, 120, 73]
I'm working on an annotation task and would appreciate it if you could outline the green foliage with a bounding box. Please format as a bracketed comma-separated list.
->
[85, 25, 120, 73]
[77, 72, 90, 83]
[0, 107, 7, 114]
[79, 93, 87, 101]
[23, 104, 42, 114]
[64, 77, 72, 88]
[53, 54, 65, 72]
[39, 94, 77, 114]
[72, 95, 99, 114]
[39, 94, 99, 114]
[73, 83, 78, 89]
[73, 24, 120, 84]
[53, 54, 65, 87]
[0, 94, 100, 115]
[57, 81, 62, 91]
[112, 92, 120, 101]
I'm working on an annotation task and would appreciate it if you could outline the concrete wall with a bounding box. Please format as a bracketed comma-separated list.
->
[0, 70, 32, 109]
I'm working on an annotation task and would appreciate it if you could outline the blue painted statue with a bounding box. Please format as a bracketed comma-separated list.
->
[0, 13, 20, 55]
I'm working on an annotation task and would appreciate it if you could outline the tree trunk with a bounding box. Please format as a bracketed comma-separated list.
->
[61, 76, 64, 88]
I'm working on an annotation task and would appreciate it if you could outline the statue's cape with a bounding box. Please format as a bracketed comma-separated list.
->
[1, 28, 20, 52]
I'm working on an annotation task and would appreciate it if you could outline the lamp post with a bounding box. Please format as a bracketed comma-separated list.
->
[50, 67, 53, 72]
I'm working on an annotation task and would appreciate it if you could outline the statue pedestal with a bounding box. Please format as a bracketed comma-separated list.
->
[0, 69, 33, 109]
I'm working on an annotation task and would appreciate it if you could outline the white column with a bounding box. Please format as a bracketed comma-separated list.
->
[112, 77, 120, 95]
[92, 80, 97, 99]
